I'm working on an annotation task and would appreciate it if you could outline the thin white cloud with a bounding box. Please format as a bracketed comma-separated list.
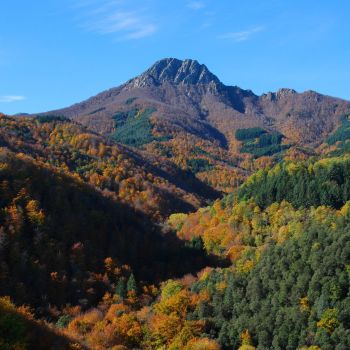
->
[0, 95, 26, 103]
[73, 0, 157, 40]
[219, 26, 265, 42]
[124, 24, 157, 40]
[187, 1, 206, 10]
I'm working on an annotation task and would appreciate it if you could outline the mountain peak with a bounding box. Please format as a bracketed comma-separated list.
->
[129, 58, 221, 87]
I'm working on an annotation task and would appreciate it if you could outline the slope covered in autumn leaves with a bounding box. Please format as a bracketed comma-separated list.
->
[0, 296, 80, 350]
[170, 156, 350, 262]
[2, 58, 350, 349]
[0, 148, 220, 315]
[55, 161, 350, 350]
[2, 134, 350, 348]
[0, 115, 218, 221]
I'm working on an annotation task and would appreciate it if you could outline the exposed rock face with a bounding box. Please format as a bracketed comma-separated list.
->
[276, 88, 297, 98]
[129, 58, 221, 87]
[38, 58, 350, 147]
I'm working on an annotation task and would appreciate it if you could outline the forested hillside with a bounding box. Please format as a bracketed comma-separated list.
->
[159, 154, 350, 349]
[0, 115, 218, 220]
[0, 114, 221, 345]
[2, 119, 349, 348]
[0, 296, 79, 350]
[2, 60, 350, 349]
[51, 160, 350, 350]
[0, 148, 217, 311]
[237, 157, 350, 209]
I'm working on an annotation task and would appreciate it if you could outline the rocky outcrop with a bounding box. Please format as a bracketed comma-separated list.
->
[128, 58, 221, 87]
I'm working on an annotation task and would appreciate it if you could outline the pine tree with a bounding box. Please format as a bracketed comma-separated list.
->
[115, 278, 126, 299]
[127, 273, 137, 294]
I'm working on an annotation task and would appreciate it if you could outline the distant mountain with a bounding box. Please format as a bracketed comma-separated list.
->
[42, 58, 350, 145]
[36, 58, 350, 193]
[3, 59, 350, 349]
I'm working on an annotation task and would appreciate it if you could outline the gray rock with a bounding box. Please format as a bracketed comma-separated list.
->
[130, 58, 221, 87]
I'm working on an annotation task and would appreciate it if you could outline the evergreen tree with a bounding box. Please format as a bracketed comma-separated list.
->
[127, 273, 137, 294]
[115, 278, 126, 299]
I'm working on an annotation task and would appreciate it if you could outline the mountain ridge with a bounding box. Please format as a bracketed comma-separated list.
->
[37, 57, 350, 142]
[37, 57, 349, 113]
[29, 58, 350, 193]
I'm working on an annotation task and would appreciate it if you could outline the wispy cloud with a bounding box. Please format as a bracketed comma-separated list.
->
[124, 24, 156, 40]
[187, 1, 206, 10]
[0, 95, 26, 103]
[73, 0, 157, 40]
[219, 26, 265, 42]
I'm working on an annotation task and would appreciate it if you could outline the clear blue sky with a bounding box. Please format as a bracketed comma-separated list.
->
[1, 0, 349, 114]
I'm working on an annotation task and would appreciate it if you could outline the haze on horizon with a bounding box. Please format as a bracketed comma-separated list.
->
[1, 0, 349, 114]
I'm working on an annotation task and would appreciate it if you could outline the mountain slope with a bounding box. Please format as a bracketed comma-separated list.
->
[2, 113, 350, 349]
[43, 58, 350, 149]
[38, 58, 350, 193]
[0, 114, 225, 312]
[60, 155, 350, 350]
[0, 296, 77, 350]
[0, 146, 218, 313]
[0, 115, 218, 220]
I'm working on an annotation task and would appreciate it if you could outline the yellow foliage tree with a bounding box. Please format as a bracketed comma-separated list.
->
[184, 337, 221, 350]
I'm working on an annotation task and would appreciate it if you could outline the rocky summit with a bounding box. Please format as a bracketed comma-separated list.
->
[129, 58, 221, 87]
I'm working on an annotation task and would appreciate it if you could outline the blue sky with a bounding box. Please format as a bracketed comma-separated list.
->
[1, 0, 349, 114]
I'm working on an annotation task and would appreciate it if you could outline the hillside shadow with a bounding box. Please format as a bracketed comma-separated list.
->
[0, 152, 228, 312]
[203, 122, 229, 149]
